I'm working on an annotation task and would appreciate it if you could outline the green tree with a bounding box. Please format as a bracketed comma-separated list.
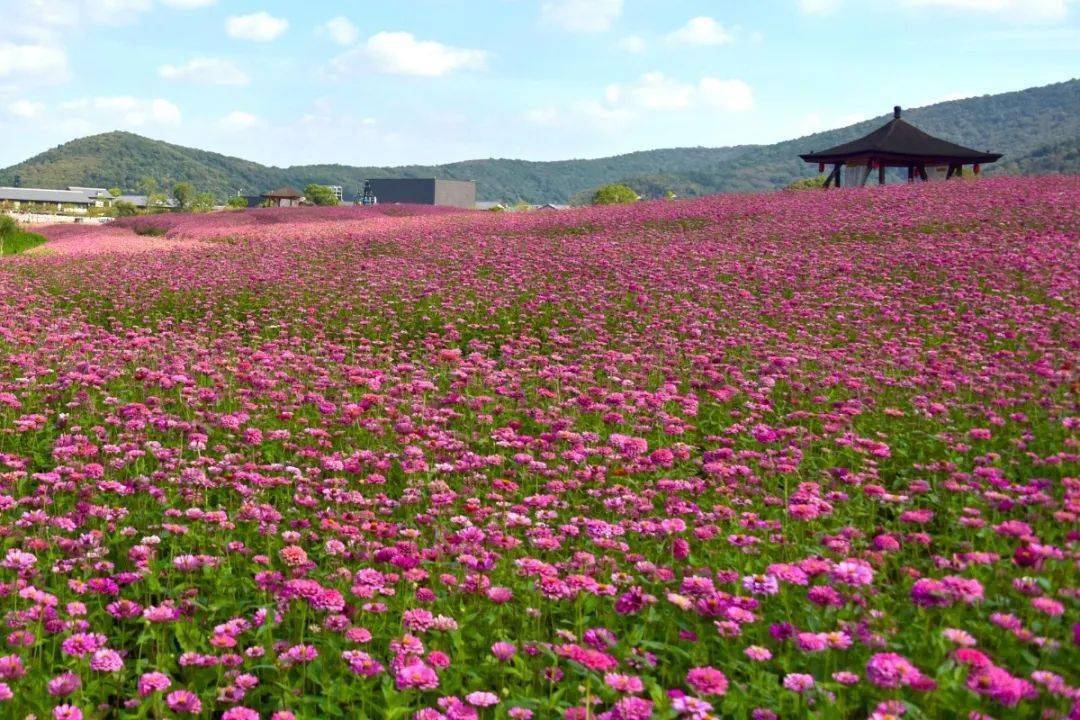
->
[108, 187, 122, 197]
[190, 192, 216, 213]
[227, 196, 249, 209]
[138, 177, 168, 210]
[113, 200, 139, 216]
[304, 184, 339, 206]
[591, 184, 639, 205]
[171, 182, 195, 211]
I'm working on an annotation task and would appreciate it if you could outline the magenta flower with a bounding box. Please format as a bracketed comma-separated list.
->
[686, 666, 728, 696]
[52, 705, 82, 720]
[165, 690, 203, 714]
[395, 663, 439, 691]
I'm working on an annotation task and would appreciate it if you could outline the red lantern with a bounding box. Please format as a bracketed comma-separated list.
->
[818, 163, 825, 173]
[973, 164, 981, 175]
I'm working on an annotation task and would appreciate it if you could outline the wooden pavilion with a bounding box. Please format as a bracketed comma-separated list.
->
[800, 106, 1001, 187]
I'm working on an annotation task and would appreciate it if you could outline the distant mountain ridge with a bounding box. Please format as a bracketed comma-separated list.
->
[1, 79, 1077, 203]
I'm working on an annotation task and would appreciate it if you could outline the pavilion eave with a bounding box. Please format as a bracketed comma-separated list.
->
[799, 151, 1002, 166]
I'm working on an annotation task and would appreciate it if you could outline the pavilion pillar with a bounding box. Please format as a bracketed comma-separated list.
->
[878, 163, 885, 185]
[907, 165, 914, 183]
[917, 165, 928, 182]
[822, 165, 839, 188]
[834, 163, 842, 188]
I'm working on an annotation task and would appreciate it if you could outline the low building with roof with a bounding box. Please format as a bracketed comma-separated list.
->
[262, 186, 304, 207]
[0, 186, 106, 213]
[800, 106, 1002, 187]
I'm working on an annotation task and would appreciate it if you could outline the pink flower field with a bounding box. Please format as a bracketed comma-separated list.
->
[0, 176, 1077, 719]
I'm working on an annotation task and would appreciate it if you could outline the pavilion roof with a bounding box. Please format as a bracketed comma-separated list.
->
[800, 109, 1002, 165]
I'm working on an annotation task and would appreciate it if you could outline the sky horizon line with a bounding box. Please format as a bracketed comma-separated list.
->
[6, 76, 1074, 173]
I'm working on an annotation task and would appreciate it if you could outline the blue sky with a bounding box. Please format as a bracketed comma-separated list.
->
[0, 0, 1076, 169]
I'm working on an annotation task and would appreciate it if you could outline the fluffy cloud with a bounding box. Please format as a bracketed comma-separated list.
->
[605, 72, 753, 112]
[58, 96, 181, 126]
[322, 16, 359, 46]
[158, 57, 249, 86]
[218, 110, 262, 131]
[528, 72, 753, 133]
[7, 99, 45, 119]
[541, 0, 624, 32]
[226, 12, 289, 42]
[0, 42, 68, 81]
[363, 32, 487, 76]
[617, 35, 646, 52]
[667, 17, 733, 45]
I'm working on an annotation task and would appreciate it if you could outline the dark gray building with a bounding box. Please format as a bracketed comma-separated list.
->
[364, 178, 476, 209]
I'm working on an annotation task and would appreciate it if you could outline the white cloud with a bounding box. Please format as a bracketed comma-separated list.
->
[605, 72, 753, 112]
[617, 35, 645, 52]
[667, 17, 733, 45]
[226, 12, 289, 42]
[697, 78, 755, 111]
[362, 32, 487, 76]
[7, 99, 45, 119]
[218, 110, 262, 131]
[158, 57, 249, 86]
[541, 0, 623, 32]
[529, 72, 753, 132]
[0, 42, 68, 81]
[322, 16, 359, 46]
[161, 0, 216, 7]
[58, 96, 181, 126]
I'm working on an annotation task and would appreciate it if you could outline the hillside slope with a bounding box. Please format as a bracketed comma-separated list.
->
[1, 79, 1076, 203]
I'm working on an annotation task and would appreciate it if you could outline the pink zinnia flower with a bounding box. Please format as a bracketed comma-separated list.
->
[395, 663, 439, 691]
[686, 666, 728, 696]
[53, 705, 82, 720]
[783, 673, 815, 693]
[166, 689, 203, 714]
[89, 649, 124, 672]
[222, 708, 260, 720]
[138, 672, 171, 696]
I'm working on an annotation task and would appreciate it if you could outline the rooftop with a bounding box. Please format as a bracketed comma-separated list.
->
[801, 107, 1002, 165]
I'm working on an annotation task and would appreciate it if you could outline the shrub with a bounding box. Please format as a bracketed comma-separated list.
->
[591, 183, 639, 205]
[787, 175, 828, 190]
[304, 184, 340, 206]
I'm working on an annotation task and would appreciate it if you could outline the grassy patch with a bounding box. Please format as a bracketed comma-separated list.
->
[133, 225, 169, 237]
[0, 216, 47, 255]
[640, 216, 712, 233]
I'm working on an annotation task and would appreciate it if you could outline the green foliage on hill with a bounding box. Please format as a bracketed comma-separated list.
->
[1, 79, 1076, 204]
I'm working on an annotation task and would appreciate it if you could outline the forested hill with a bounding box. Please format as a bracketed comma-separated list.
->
[1, 79, 1076, 203]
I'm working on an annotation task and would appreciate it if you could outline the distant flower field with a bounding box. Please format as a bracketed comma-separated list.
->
[1, 176, 1077, 719]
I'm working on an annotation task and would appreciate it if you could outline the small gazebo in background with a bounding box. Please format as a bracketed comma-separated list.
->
[800, 106, 1001, 187]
